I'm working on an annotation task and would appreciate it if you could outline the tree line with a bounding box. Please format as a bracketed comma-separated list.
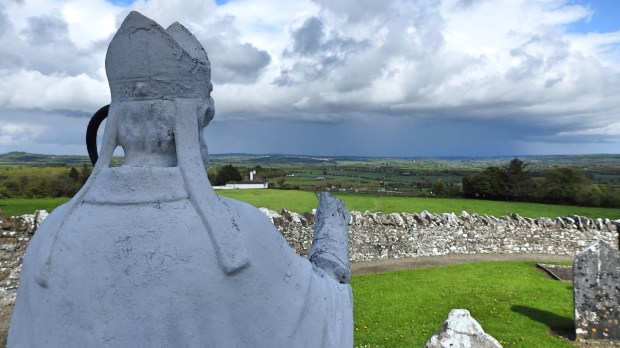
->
[2, 160, 619, 209]
[0, 165, 91, 198]
[0, 164, 282, 199]
[462, 158, 620, 208]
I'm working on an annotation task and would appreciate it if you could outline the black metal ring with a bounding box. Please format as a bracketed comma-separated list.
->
[86, 105, 109, 165]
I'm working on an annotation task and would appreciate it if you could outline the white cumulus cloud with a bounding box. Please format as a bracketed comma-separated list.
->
[0, 0, 619, 155]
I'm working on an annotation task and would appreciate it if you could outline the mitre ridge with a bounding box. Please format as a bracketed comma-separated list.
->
[105, 11, 211, 101]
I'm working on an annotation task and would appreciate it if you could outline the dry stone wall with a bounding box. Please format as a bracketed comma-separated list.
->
[263, 208, 619, 261]
[0, 210, 47, 302]
[0, 207, 617, 345]
[0, 208, 618, 301]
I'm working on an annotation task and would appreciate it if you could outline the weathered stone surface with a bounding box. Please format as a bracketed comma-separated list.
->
[1, 210, 47, 235]
[2, 208, 617, 275]
[425, 309, 502, 348]
[8, 11, 353, 348]
[574, 240, 620, 341]
[268, 208, 618, 261]
[0, 207, 618, 344]
[308, 192, 351, 284]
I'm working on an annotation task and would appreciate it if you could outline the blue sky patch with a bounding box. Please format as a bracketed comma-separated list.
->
[568, 0, 620, 34]
[106, 0, 135, 6]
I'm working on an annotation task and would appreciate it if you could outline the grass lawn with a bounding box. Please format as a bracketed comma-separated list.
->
[220, 189, 620, 219]
[0, 197, 70, 217]
[217, 189, 319, 213]
[332, 193, 620, 219]
[1, 189, 619, 219]
[352, 261, 574, 347]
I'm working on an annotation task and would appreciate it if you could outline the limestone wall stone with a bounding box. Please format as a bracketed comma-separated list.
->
[0, 207, 617, 345]
[573, 240, 620, 341]
[0, 210, 46, 302]
[0, 208, 617, 302]
[266, 209, 619, 261]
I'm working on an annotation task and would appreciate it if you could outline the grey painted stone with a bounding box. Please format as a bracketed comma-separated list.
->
[574, 240, 620, 341]
[308, 192, 351, 284]
[425, 309, 502, 348]
[265, 209, 618, 261]
[2, 208, 618, 306]
[8, 11, 352, 347]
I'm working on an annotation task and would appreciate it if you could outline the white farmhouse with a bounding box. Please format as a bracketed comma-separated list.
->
[215, 170, 269, 190]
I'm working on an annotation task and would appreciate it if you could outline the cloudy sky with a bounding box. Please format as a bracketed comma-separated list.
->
[1, 0, 619, 157]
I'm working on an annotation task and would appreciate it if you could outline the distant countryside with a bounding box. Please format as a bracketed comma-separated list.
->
[0, 151, 619, 219]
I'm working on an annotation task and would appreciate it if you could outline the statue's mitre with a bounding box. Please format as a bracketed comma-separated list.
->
[105, 11, 211, 101]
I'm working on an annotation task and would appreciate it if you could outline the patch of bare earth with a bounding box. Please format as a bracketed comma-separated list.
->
[351, 253, 573, 275]
[537, 263, 573, 281]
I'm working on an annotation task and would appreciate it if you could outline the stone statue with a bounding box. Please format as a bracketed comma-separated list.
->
[8, 11, 353, 347]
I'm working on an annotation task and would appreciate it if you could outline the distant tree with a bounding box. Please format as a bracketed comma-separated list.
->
[68, 167, 80, 182]
[276, 177, 286, 188]
[0, 185, 9, 198]
[79, 164, 92, 185]
[599, 186, 620, 208]
[207, 167, 218, 185]
[214, 164, 243, 186]
[431, 179, 447, 196]
[501, 158, 533, 201]
[462, 166, 504, 199]
[538, 167, 589, 205]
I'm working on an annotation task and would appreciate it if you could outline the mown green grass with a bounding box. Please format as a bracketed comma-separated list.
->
[219, 189, 620, 219]
[0, 197, 70, 217]
[2, 189, 619, 219]
[332, 193, 620, 219]
[217, 189, 320, 213]
[352, 261, 574, 347]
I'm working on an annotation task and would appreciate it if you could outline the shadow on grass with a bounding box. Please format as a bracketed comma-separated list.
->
[511, 305, 575, 341]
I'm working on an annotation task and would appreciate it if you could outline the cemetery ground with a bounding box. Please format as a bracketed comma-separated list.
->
[3, 189, 618, 219]
[1, 192, 619, 346]
[0, 256, 579, 347]
[352, 260, 575, 347]
[217, 190, 620, 219]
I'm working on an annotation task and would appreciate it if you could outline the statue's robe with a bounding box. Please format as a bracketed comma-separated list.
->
[9, 166, 353, 347]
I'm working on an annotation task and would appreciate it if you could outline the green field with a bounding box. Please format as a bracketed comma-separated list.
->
[217, 189, 319, 213]
[217, 190, 619, 219]
[1, 190, 619, 219]
[352, 261, 574, 347]
[332, 193, 620, 219]
[0, 197, 70, 217]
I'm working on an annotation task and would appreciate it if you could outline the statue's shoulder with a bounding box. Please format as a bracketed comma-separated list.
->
[36, 202, 71, 232]
[216, 195, 272, 224]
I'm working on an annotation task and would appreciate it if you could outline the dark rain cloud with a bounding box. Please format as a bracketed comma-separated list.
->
[454, 0, 489, 9]
[275, 16, 370, 88]
[196, 16, 271, 85]
[292, 17, 324, 55]
[0, 13, 107, 77]
[205, 115, 546, 157]
[209, 42, 271, 84]
[507, 33, 570, 82]
[0, 4, 10, 37]
[311, 0, 391, 23]
[1, 0, 619, 156]
[21, 15, 70, 46]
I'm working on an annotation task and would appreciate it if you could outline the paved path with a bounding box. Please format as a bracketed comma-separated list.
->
[351, 253, 573, 275]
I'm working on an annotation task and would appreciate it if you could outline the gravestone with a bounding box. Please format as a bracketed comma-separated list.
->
[574, 240, 620, 341]
[8, 11, 353, 347]
[425, 309, 502, 348]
